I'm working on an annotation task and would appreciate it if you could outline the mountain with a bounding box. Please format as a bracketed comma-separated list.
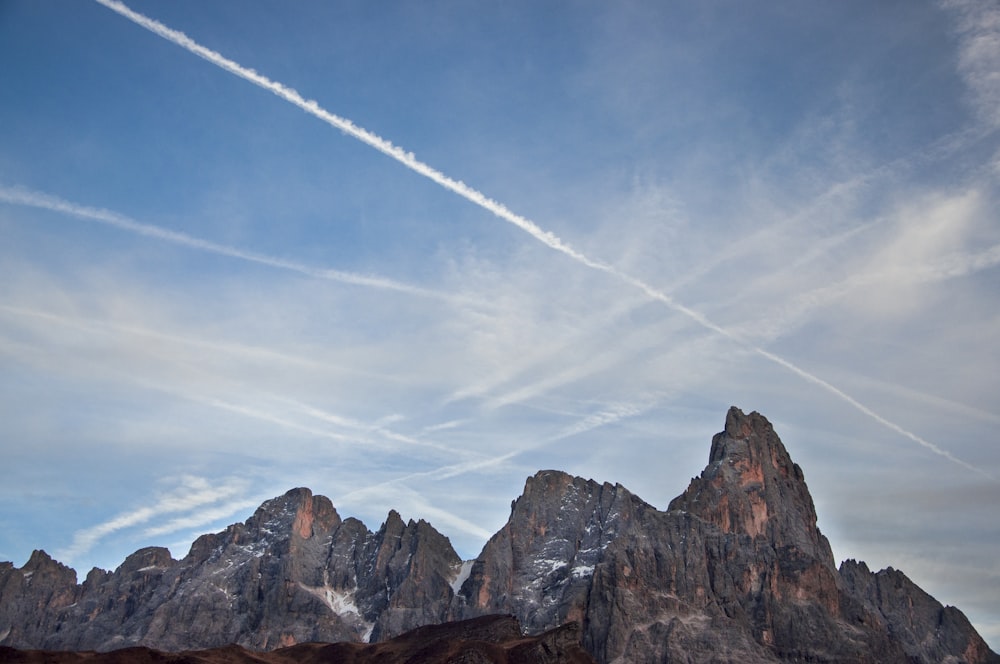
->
[0, 489, 462, 651]
[1, 407, 996, 663]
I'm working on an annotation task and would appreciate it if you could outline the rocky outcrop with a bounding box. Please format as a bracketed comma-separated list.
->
[1, 407, 996, 663]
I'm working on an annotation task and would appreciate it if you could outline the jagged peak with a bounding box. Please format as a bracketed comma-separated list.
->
[19, 550, 77, 585]
[708, 406, 797, 476]
[677, 406, 807, 505]
[23, 549, 56, 570]
[522, 469, 578, 492]
[116, 547, 175, 574]
[381, 509, 406, 531]
[840, 558, 872, 575]
[669, 407, 832, 564]
[254, 487, 314, 516]
[246, 487, 341, 540]
[23, 550, 72, 573]
[83, 566, 111, 586]
[519, 469, 621, 500]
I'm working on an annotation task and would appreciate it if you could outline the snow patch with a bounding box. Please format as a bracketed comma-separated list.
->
[450, 560, 475, 594]
[326, 588, 359, 616]
[543, 559, 566, 574]
[299, 582, 361, 617]
[571, 564, 595, 578]
[299, 581, 375, 644]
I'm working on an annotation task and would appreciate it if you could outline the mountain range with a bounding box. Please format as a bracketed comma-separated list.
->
[1, 407, 996, 663]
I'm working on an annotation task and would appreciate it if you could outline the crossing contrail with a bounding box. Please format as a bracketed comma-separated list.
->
[93, 0, 993, 481]
[0, 184, 456, 302]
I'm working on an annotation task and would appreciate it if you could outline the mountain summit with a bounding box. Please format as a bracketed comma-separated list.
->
[1, 407, 996, 663]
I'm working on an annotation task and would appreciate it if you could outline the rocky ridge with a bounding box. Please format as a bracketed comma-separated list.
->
[0, 490, 462, 651]
[1, 407, 996, 663]
[0, 615, 595, 664]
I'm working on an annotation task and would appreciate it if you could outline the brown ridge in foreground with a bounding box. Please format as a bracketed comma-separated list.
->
[0, 615, 593, 664]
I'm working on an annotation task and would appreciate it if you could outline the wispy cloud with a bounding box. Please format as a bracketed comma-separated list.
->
[941, 0, 1000, 128]
[443, 292, 651, 407]
[420, 420, 469, 435]
[0, 303, 371, 378]
[546, 399, 656, 443]
[278, 397, 461, 455]
[0, 184, 457, 302]
[55, 476, 249, 564]
[726, 187, 1000, 344]
[142, 497, 261, 538]
[92, 0, 993, 481]
[734, 238, 1000, 345]
[0, 299, 467, 472]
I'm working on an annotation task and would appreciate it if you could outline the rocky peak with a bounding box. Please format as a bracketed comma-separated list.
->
[839, 559, 999, 664]
[115, 547, 175, 575]
[360, 508, 463, 642]
[380, 509, 406, 536]
[457, 469, 647, 637]
[20, 551, 77, 587]
[670, 407, 833, 563]
[245, 487, 341, 541]
[513, 470, 640, 529]
[709, 407, 796, 473]
[0, 551, 80, 648]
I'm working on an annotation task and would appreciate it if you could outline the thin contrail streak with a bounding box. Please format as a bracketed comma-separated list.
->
[94, 0, 992, 481]
[0, 184, 453, 302]
[0, 303, 394, 381]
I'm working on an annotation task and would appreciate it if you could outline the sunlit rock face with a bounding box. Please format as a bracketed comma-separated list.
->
[1, 407, 997, 663]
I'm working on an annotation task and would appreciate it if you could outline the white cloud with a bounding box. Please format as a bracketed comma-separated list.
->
[942, 0, 1000, 128]
[142, 497, 261, 538]
[55, 476, 249, 564]
[0, 184, 456, 302]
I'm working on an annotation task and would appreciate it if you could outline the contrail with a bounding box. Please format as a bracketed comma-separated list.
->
[0, 303, 395, 381]
[94, 0, 992, 481]
[733, 242, 1000, 344]
[56, 475, 248, 562]
[93, 0, 602, 269]
[0, 184, 454, 302]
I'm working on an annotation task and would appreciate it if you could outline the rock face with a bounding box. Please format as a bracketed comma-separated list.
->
[1, 407, 997, 663]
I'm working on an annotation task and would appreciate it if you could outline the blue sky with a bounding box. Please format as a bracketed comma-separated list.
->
[1, 0, 999, 648]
